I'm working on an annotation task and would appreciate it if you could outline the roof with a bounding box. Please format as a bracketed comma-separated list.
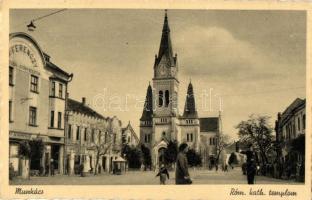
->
[280, 98, 305, 124]
[9, 32, 72, 79]
[140, 84, 153, 121]
[200, 117, 219, 132]
[122, 122, 139, 142]
[113, 156, 126, 162]
[67, 98, 105, 119]
[155, 11, 177, 67]
[182, 82, 198, 118]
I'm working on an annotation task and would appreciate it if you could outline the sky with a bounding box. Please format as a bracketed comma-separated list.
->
[10, 9, 306, 140]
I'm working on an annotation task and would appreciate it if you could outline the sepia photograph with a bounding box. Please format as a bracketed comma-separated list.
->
[7, 8, 307, 189]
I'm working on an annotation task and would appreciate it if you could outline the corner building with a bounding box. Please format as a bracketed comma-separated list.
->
[9, 32, 72, 175]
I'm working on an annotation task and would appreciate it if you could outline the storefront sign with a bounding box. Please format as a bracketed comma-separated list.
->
[9, 44, 38, 67]
[9, 131, 32, 140]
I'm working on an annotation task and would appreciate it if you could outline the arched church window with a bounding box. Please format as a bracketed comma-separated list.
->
[165, 90, 169, 107]
[159, 91, 163, 107]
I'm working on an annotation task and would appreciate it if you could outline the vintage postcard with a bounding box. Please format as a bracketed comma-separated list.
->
[0, 0, 311, 199]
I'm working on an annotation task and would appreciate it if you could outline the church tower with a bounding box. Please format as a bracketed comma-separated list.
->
[152, 10, 179, 145]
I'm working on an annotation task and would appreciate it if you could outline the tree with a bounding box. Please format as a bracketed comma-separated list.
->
[141, 144, 151, 170]
[215, 134, 230, 165]
[186, 149, 202, 167]
[91, 131, 113, 175]
[236, 115, 274, 167]
[122, 144, 142, 169]
[18, 139, 44, 179]
[164, 140, 178, 167]
[228, 152, 238, 166]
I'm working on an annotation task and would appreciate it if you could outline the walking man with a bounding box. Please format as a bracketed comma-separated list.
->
[156, 164, 170, 185]
[175, 143, 192, 185]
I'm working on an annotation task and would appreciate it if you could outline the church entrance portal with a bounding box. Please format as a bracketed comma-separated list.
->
[158, 147, 166, 167]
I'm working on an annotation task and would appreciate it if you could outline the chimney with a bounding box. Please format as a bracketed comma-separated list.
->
[82, 97, 86, 105]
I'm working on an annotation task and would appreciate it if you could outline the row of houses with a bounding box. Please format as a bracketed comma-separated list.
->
[8, 32, 139, 177]
[275, 98, 306, 179]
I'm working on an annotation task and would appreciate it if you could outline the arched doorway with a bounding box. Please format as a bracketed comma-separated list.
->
[158, 147, 166, 167]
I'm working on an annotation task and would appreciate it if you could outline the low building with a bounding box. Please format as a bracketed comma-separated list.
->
[65, 97, 123, 175]
[122, 122, 140, 147]
[275, 98, 306, 178]
[199, 117, 220, 168]
[9, 32, 73, 176]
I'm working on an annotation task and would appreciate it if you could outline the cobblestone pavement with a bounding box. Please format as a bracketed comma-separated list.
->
[10, 168, 302, 185]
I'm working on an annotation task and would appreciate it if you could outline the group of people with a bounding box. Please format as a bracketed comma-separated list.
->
[156, 143, 259, 185]
[156, 143, 192, 185]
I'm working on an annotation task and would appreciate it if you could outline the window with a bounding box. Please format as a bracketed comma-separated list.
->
[30, 75, 39, 93]
[91, 129, 95, 142]
[187, 133, 193, 142]
[128, 137, 131, 143]
[9, 101, 13, 122]
[68, 124, 72, 139]
[29, 106, 37, 126]
[59, 83, 63, 98]
[50, 111, 54, 127]
[51, 81, 55, 96]
[209, 138, 212, 145]
[162, 132, 166, 137]
[57, 112, 62, 128]
[9, 67, 14, 85]
[104, 132, 108, 142]
[303, 114, 306, 130]
[297, 117, 301, 131]
[76, 126, 80, 141]
[84, 128, 87, 141]
[145, 134, 150, 143]
[165, 90, 169, 107]
[158, 91, 163, 107]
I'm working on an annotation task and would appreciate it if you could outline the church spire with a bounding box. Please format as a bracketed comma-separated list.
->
[140, 84, 153, 121]
[156, 10, 175, 66]
[183, 82, 198, 118]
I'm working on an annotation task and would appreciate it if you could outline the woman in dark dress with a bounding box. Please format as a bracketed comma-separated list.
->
[175, 143, 192, 184]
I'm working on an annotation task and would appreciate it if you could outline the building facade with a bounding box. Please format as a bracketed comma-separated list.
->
[122, 122, 140, 147]
[9, 32, 73, 176]
[275, 98, 306, 178]
[65, 97, 123, 175]
[139, 11, 221, 168]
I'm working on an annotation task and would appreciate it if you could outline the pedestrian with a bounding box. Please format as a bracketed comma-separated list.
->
[215, 164, 218, 172]
[156, 164, 170, 185]
[50, 159, 55, 176]
[79, 163, 85, 177]
[240, 144, 257, 184]
[175, 143, 192, 185]
[45, 163, 50, 176]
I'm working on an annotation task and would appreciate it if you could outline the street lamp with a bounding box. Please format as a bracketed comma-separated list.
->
[27, 21, 36, 31]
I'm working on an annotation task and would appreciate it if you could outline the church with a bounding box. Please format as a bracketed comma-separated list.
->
[139, 11, 221, 169]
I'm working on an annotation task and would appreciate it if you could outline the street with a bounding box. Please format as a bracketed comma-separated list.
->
[10, 167, 301, 185]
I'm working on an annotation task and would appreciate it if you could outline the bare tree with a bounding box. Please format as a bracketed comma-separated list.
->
[215, 133, 230, 165]
[90, 129, 113, 175]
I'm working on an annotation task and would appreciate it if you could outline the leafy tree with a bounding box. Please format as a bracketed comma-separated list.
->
[19, 140, 31, 159]
[122, 144, 142, 169]
[186, 149, 202, 167]
[236, 114, 274, 166]
[141, 144, 151, 170]
[228, 152, 238, 165]
[164, 140, 178, 166]
[29, 139, 44, 170]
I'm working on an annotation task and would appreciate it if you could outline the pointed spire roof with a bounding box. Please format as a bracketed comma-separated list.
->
[140, 84, 153, 121]
[155, 10, 176, 67]
[182, 82, 198, 118]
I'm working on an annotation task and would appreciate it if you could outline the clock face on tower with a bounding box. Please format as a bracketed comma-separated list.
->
[158, 64, 167, 76]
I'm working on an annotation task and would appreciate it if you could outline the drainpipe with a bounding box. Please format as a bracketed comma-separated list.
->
[63, 73, 73, 175]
